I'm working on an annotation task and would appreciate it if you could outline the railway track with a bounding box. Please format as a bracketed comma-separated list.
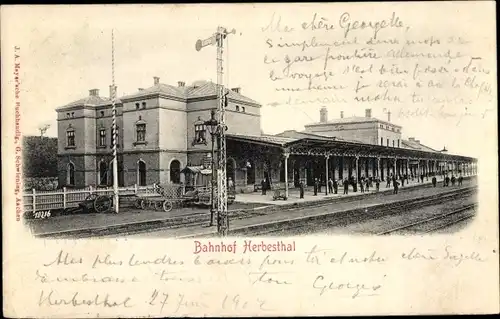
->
[230, 186, 477, 237]
[377, 203, 477, 235]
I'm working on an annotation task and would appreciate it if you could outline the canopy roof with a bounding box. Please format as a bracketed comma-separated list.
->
[226, 134, 475, 162]
[181, 166, 212, 175]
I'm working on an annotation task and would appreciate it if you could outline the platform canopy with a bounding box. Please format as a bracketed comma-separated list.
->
[226, 134, 476, 162]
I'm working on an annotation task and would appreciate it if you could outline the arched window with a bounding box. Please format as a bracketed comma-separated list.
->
[137, 160, 146, 186]
[236, 105, 240, 112]
[135, 118, 147, 143]
[67, 162, 75, 186]
[170, 160, 181, 184]
[99, 161, 108, 185]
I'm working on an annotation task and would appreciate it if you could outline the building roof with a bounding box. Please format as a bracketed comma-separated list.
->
[57, 95, 111, 110]
[227, 133, 297, 146]
[226, 133, 474, 161]
[274, 130, 364, 144]
[121, 83, 189, 101]
[401, 139, 438, 153]
[305, 116, 402, 128]
[121, 80, 261, 106]
[58, 80, 261, 110]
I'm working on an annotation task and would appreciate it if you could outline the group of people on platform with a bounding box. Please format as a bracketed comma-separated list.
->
[257, 171, 466, 199]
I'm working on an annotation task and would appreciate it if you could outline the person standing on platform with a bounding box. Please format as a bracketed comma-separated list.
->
[328, 177, 334, 194]
[375, 177, 380, 192]
[432, 176, 437, 187]
[445, 175, 450, 187]
[420, 173, 424, 183]
[365, 178, 370, 192]
[393, 179, 399, 194]
[313, 178, 318, 196]
[451, 175, 456, 186]
[359, 178, 365, 193]
[458, 175, 463, 186]
[299, 180, 305, 199]
[343, 178, 349, 195]
[333, 178, 339, 194]
[261, 178, 267, 195]
[400, 174, 405, 187]
[386, 175, 392, 188]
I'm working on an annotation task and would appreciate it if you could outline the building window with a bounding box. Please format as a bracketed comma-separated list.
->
[67, 162, 75, 186]
[170, 160, 181, 184]
[100, 111, 105, 117]
[194, 118, 207, 144]
[392, 140, 395, 147]
[71, 112, 75, 118]
[380, 124, 383, 129]
[236, 105, 240, 112]
[66, 113, 70, 119]
[381, 137, 383, 145]
[135, 103, 140, 110]
[391, 127, 394, 131]
[66, 129, 75, 147]
[142, 102, 146, 109]
[242, 106, 246, 112]
[99, 129, 106, 147]
[386, 138, 389, 147]
[136, 123, 146, 142]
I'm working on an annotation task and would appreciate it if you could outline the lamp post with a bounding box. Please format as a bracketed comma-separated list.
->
[204, 109, 219, 226]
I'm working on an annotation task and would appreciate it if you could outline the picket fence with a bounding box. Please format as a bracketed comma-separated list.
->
[23, 184, 184, 213]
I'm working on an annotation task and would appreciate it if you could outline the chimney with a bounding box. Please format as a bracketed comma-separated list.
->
[320, 106, 328, 123]
[409, 137, 414, 141]
[365, 108, 372, 118]
[138, 88, 144, 91]
[153, 76, 160, 85]
[109, 85, 117, 99]
[415, 139, 420, 144]
[89, 89, 99, 97]
[340, 111, 344, 118]
[231, 87, 241, 94]
[178, 81, 185, 87]
[387, 110, 391, 122]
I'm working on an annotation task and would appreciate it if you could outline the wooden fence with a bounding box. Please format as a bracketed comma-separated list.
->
[22, 184, 184, 213]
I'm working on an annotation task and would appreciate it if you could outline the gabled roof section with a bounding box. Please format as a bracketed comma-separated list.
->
[227, 133, 296, 146]
[306, 116, 402, 128]
[120, 80, 260, 106]
[57, 95, 110, 110]
[121, 83, 188, 101]
[402, 139, 438, 153]
[187, 81, 261, 106]
[275, 130, 363, 144]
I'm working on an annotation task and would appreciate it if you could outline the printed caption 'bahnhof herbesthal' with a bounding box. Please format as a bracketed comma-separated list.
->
[56, 77, 477, 191]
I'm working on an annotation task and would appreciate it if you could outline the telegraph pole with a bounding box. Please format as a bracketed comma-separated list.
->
[111, 29, 119, 213]
[196, 26, 236, 236]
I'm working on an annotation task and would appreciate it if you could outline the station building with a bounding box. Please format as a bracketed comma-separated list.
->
[56, 78, 477, 192]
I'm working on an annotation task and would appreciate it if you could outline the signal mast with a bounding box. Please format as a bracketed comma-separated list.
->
[195, 26, 236, 236]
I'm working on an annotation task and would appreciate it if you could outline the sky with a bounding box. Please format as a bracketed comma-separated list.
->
[3, 3, 496, 157]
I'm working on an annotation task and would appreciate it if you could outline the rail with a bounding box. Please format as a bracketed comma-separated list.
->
[377, 203, 477, 235]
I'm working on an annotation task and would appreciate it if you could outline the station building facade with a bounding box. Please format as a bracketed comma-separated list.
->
[56, 78, 477, 192]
